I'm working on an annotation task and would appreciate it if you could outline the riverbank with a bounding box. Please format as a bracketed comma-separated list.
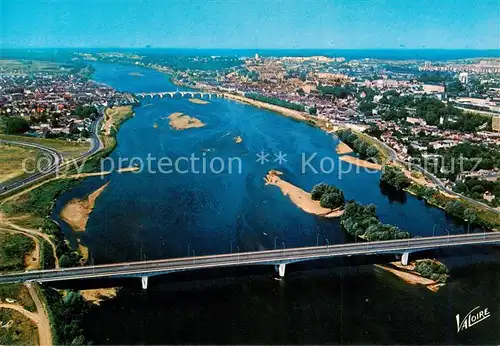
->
[339, 155, 382, 170]
[60, 182, 110, 233]
[375, 261, 446, 292]
[224, 93, 306, 121]
[265, 170, 344, 218]
[336, 141, 353, 155]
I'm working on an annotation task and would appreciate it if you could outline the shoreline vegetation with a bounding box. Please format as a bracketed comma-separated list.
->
[264, 170, 344, 218]
[60, 182, 110, 233]
[375, 260, 447, 292]
[0, 102, 136, 344]
[188, 98, 210, 105]
[168, 112, 206, 130]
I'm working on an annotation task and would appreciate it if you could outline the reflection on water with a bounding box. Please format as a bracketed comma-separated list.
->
[49, 62, 500, 344]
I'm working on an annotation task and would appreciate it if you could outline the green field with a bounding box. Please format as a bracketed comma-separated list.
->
[0, 134, 90, 158]
[0, 309, 39, 345]
[0, 143, 43, 184]
[0, 233, 35, 273]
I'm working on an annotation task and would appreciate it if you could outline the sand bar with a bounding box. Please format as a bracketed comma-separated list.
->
[189, 98, 210, 105]
[168, 112, 206, 130]
[79, 288, 118, 305]
[234, 136, 243, 143]
[336, 142, 353, 155]
[339, 155, 382, 170]
[60, 182, 110, 232]
[264, 170, 344, 218]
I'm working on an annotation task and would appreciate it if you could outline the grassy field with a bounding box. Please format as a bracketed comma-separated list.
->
[0, 143, 43, 184]
[0, 233, 35, 273]
[103, 105, 134, 135]
[0, 134, 90, 158]
[0, 284, 36, 311]
[0, 309, 39, 345]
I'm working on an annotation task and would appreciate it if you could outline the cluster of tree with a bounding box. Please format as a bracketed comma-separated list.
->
[308, 106, 317, 115]
[434, 142, 500, 180]
[357, 86, 378, 102]
[43, 287, 90, 345]
[414, 259, 448, 283]
[340, 201, 410, 241]
[417, 72, 453, 84]
[73, 105, 98, 120]
[2, 179, 84, 268]
[364, 124, 384, 138]
[408, 184, 438, 200]
[358, 101, 376, 116]
[336, 129, 379, 160]
[311, 183, 345, 209]
[245, 93, 305, 112]
[445, 79, 466, 96]
[380, 166, 411, 191]
[444, 201, 478, 226]
[454, 177, 499, 207]
[317, 85, 354, 99]
[0, 116, 30, 134]
[378, 93, 491, 132]
[0, 234, 34, 272]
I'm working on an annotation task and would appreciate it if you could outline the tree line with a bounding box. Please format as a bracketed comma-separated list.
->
[340, 201, 410, 241]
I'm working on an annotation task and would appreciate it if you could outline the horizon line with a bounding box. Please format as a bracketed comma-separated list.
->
[2, 47, 500, 51]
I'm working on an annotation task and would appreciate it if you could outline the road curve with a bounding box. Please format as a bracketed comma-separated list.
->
[0, 232, 498, 284]
[0, 115, 104, 197]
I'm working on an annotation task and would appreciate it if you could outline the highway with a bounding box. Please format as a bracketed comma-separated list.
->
[0, 232, 498, 284]
[0, 115, 104, 196]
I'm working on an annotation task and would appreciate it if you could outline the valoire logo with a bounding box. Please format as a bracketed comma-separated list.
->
[456, 306, 490, 332]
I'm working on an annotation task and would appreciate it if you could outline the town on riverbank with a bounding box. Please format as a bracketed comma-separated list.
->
[1, 50, 499, 345]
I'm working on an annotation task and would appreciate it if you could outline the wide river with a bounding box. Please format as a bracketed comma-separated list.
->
[51, 62, 499, 344]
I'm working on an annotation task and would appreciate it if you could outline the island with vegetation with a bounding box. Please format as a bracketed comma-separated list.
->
[264, 171, 344, 218]
[340, 201, 410, 240]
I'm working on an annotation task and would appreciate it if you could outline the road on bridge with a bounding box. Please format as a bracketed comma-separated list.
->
[0, 232, 499, 285]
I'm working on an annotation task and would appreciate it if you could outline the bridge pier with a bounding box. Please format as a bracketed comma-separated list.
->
[141, 276, 148, 289]
[275, 264, 286, 277]
[401, 252, 409, 266]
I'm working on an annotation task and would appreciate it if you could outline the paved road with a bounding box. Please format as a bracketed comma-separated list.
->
[1, 232, 498, 284]
[0, 115, 104, 196]
[0, 140, 63, 193]
[370, 135, 500, 214]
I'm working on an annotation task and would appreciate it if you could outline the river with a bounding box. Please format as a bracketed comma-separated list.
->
[50, 62, 499, 344]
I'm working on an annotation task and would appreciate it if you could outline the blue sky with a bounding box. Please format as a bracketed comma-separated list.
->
[2, 0, 499, 49]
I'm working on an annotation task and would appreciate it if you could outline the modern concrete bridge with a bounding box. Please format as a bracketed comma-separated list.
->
[1, 233, 498, 289]
[136, 90, 223, 100]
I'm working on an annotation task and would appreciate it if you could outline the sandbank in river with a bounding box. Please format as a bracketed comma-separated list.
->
[336, 141, 353, 155]
[265, 170, 344, 218]
[60, 182, 110, 232]
[189, 98, 210, 105]
[168, 112, 206, 130]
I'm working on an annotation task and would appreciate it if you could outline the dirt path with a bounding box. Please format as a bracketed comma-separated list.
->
[0, 214, 59, 268]
[26, 283, 53, 346]
[0, 284, 53, 345]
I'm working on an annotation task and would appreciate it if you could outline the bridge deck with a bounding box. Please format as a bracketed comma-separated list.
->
[0, 233, 498, 284]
